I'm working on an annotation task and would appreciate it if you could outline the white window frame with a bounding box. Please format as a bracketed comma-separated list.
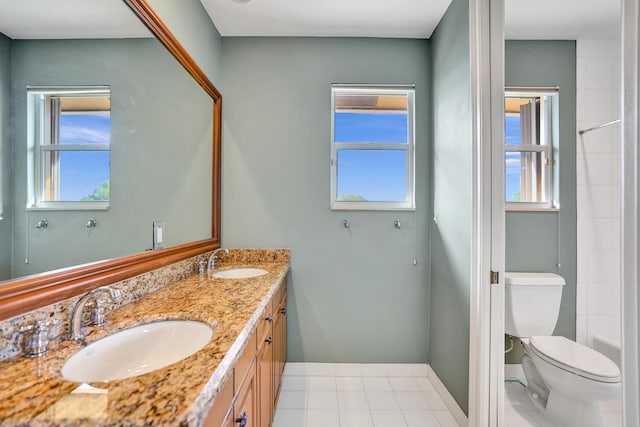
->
[27, 86, 110, 211]
[504, 87, 558, 210]
[330, 85, 415, 211]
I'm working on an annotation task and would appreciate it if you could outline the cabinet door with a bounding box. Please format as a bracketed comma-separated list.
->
[273, 291, 287, 404]
[202, 377, 233, 427]
[258, 335, 274, 427]
[234, 361, 257, 427]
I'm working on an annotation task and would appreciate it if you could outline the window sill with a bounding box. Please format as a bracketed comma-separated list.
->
[27, 205, 109, 212]
[505, 206, 559, 212]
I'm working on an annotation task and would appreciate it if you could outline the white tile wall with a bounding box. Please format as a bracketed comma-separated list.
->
[576, 39, 622, 348]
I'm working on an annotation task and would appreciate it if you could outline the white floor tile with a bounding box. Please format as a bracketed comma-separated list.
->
[307, 376, 337, 391]
[338, 391, 370, 410]
[281, 375, 310, 391]
[306, 363, 336, 376]
[277, 390, 307, 409]
[370, 410, 408, 427]
[434, 410, 459, 427]
[272, 408, 306, 427]
[306, 409, 340, 427]
[308, 390, 338, 410]
[283, 362, 309, 376]
[389, 377, 420, 392]
[394, 391, 431, 410]
[402, 410, 441, 427]
[505, 409, 554, 427]
[275, 363, 468, 427]
[337, 376, 365, 391]
[366, 391, 400, 410]
[339, 409, 375, 427]
[423, 391, 447, 410]
[363, 377, 392, 392]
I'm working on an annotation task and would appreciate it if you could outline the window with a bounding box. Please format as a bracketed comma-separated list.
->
[331, 85, 415, 210]
[504, 88, 558, 209]
[27, 87, 110, 210]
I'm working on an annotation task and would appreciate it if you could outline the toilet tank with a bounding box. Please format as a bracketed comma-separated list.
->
[504, 272, 565, 338]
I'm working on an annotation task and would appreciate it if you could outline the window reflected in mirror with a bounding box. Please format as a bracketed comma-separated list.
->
[27, 87, 111, 209]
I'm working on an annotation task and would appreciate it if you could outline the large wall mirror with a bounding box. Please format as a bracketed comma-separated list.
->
[0, 0, 221, 320]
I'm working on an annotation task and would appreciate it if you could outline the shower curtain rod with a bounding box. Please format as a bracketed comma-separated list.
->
[578, 119, 621, 136]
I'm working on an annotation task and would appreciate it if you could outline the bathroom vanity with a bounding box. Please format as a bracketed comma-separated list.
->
[0, 251, 289, 427]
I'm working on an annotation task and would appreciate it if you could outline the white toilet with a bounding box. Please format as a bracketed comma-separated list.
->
[505, 272, 621, 427]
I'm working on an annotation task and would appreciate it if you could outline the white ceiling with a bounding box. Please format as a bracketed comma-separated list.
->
[202, 0, 621, 40]
[0, 0, 150, 39]
[200, 0, 452, 38]
[505, 0, 621, 40]
[0, 0, 621, 40]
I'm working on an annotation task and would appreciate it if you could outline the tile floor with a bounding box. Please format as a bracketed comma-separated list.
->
[272, 363, 461, 427]
[504, 368, 622, 427]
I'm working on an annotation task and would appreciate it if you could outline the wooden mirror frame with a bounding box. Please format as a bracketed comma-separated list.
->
[0, 0, 221, 321]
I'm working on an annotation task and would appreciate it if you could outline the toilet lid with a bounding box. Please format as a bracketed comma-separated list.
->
[529, 336, 621, 383]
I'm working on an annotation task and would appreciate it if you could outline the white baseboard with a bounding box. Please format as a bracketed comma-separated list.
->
[427, 364, 469, 427]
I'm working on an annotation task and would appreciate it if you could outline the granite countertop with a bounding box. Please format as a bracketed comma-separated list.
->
[0, 256, 290, 426]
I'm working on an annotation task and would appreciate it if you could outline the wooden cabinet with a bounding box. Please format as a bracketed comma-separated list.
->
[258, 332, 273, 427]
[234, 359, 257, 427]
[273, 281, 287, 404]
[204, 278, 287, 427]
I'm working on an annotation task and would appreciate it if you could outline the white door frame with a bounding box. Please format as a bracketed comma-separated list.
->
[468, 0, 505, 425]
[470, 0, 640, 425]
[621, 0, 640, 425]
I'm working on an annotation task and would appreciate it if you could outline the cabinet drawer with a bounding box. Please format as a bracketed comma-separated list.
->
[258, 299, 274, 343]
[275, 279, 286, 308]
[235, 331, 257, 391]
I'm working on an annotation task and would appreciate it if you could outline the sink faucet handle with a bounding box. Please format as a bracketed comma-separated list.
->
[19, 319, 60, 358]
[89, 287, 121, 326]
[90, 300, 107, 326]
[207, 247, 229, 272]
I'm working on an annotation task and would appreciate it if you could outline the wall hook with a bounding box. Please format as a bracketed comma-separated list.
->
[86, 218, 97, 228]
[343, 218, 350, 228]
[35, 219, 48, 229]
[394, 219, 401, 229]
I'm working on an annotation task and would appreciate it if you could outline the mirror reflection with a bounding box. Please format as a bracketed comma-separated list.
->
[0, 1, 213, 281]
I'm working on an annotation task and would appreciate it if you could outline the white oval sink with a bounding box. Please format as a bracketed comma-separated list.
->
[61, 320, 214, 383]
[212, 268, 268, 279]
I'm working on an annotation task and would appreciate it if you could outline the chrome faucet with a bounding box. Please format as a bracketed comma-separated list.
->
[207, 248, 229, 272]
[67, 286, 121, 341]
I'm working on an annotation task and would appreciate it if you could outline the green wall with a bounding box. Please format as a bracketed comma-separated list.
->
[220, 37, 432, 363]
[428, 0, 472, 414]
[147, 0, 222, 83]
[7, 38, 212, 278]
[504, 41, 577, 344]
[0, 33, 10, 279]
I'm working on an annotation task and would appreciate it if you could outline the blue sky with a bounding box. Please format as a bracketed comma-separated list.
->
[57, 114, 110, 201]
[505, 114, 521, 201]
[335, 112, 407, 201]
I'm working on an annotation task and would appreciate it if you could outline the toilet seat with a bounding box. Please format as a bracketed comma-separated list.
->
[529, 336, 621, 383]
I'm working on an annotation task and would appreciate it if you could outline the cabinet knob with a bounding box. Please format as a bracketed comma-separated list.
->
[280, 306, 287, 315]
[235, 412, 248, 427]
[265, 336, 273, 345]
[265, 314, 273, 323]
